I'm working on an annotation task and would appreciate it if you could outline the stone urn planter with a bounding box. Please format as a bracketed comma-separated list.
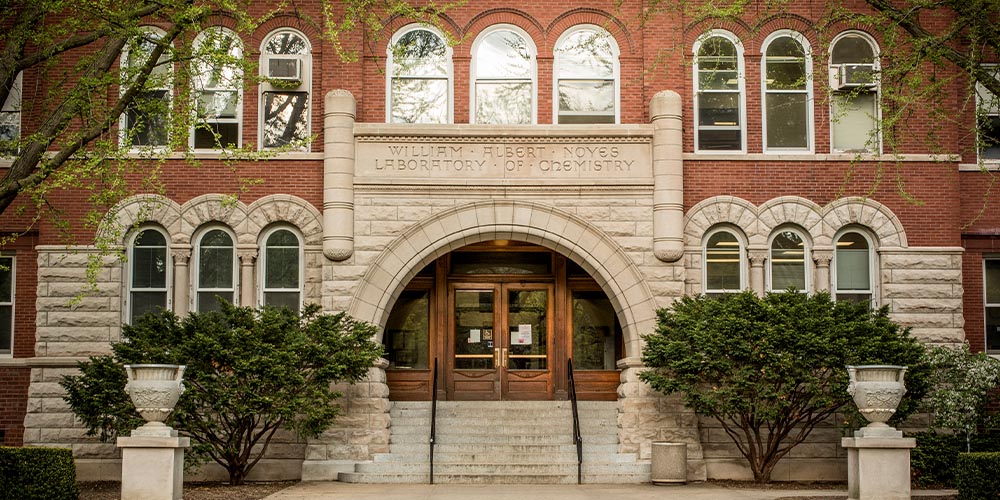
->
[847, 365, 906, 437]
[124, 364, 186, 435]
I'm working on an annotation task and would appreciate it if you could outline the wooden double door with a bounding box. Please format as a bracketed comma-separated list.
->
[449, 282, 554, 400]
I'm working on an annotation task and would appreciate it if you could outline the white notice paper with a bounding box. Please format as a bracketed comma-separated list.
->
[513, 324, 532, 345]
[469, 329, 481, 343]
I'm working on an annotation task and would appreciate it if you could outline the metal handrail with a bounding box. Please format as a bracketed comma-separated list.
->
[430, 358, 438, 484]
[568, 358, 583, 484]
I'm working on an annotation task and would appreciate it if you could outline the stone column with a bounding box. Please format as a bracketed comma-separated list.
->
[238, 249, 257, 307]
[813, 249, 833, 293]
[650, 91, 684, 263]
[171, 248, 191, 317]
[748, 248, 768, 295]
[323, 90, 356, 262]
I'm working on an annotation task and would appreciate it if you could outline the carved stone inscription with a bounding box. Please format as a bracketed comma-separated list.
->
[355, 138, 652, 181]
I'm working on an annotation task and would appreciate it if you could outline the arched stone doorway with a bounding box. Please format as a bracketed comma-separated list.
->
[347, 200, 657, 400]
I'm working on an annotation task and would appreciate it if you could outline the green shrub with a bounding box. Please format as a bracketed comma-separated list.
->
[957, 452, 1000, 500]
[0, 446, 78, 500]
[911, 432, 962, 486]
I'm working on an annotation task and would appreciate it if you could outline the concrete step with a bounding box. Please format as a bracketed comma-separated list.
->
[390, 432, 619, 445]
[356, 461, 649, 475]
[386, 442, 622, 455]
[388, 421, 616, 435]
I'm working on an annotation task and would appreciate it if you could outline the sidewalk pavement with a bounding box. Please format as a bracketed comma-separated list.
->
[262, 482, 957, 500]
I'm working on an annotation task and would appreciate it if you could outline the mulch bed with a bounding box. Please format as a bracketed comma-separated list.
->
[78, 481, 296, 500]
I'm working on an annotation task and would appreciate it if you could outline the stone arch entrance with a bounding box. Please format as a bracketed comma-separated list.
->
[348, 199, 656, 361]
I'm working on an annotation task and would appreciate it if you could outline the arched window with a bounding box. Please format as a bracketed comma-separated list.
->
[191, 27, 243, 149]
[472, 26, 535, 124]
[703, 227, 746, 295]
[128, 228, 170, 322]
[0, 72, 21, 156]
[259, 227, 302, 311]
[387, 25, 452, 124]
[829, 32, 879, 152]
[762, 31, 812, 152]
[554, 25, 619, 124]
[195, 227, 236, 312]
[694, 31, 745, 152]
[260, 29, 311, 149]
[121, 27, 171, 149]
[768, 228, 810, 292]
[834, 230, 875, 304]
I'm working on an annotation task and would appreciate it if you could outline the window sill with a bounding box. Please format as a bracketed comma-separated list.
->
[959, 161, 1000, 171]
[685, 153, 960, 162]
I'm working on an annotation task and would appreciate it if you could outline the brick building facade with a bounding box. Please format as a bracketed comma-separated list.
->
[0, 0, 995, 483]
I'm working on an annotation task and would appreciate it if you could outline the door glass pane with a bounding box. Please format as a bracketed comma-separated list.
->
[766, 93, 808, 148]
[262, 91, 309, 148]
[384, 290, 430, 369]
[988, 306, 1000, 353]
[451, 252, 551, 275]
[475, 82, 531, 124]
[263, 291, 300, 312]
[198, 291, 233, 313]
[454, 290, 494, 370]
[0, 305, 10, 355]
[832, 92, 876, 151]
[390, 78, 448, 124]
[507, 289, 547, 370]
[572, 291, 618, 370]
[986, 260, 1000, 304]
[131, 291, 167, 320]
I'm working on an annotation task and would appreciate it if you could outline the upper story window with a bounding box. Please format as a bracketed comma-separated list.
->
[976, 65, 1000, 162]
[703, 227, 746, 296]
[829, 32, 879, 153]
[554, 26, 619, 124]
[260, 227, 302, 311]
[121, 27, 171, 149]
[834, 230, 874, 304]
[128, 228, 170, 322]
[195, 227, 237, 312]
[0, 255, 13, 357]
[694, 31, 745, 152]
[768, 228, 810, 293]
[0, 72, 22, 156]
[762, 31, 812, 152]
[260, 29, 311, 149]
[191, 27, 243, 150]
[387, 25, 452, 124]
[472, 26, 535, 124]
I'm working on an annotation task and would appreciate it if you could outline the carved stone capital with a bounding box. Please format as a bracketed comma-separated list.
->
[170, 249, 191, 266]
[748, 249, 769, 266]
[813, 250, 833, 268]
[238, 250, 258, 265]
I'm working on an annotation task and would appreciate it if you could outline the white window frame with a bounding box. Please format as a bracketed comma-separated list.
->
[984, 257, 1000, 354]
[0, 72, 22, 157]
[828, 30, 881, 154]
[119, 26, 172, 151]
[702, 226, 747, 295]
[693, 30, 746, 154]
[767, 227, 812, 293]
[258, 226, 304, 310]
[126, 226, 172, 323]
[0, 255, 14, 358]
[193, 225, 238, 312]
[761, 30, 813, 154]
[470, 24, 537, 125]
[190, 27, 244, 151]
[552, 24, 621, 125]
[832, 228, 877, 305]
[259, 28, 312, 151]
[976, 64, 1000, 164]
[385, 24, 454, 124]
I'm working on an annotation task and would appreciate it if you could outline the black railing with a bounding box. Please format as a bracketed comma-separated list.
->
[568, 358, 583, 484]
[430, 358, 438, 484]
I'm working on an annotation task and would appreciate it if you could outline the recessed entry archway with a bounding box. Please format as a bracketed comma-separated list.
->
[348, 200, 656, 363]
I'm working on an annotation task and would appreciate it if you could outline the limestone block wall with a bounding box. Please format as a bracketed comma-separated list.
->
[881, 249, 965, 345]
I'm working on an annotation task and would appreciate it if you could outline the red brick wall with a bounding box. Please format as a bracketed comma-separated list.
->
[0, 367, 29, 445]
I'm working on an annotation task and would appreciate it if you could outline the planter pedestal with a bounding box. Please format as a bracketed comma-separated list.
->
[841, 436, 915, 500]
[117, 434, 190, 500]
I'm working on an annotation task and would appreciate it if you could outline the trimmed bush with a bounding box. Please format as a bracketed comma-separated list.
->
[956, 452, 1000, 500]
[912, 431, 962, 486]
[0, 446, 78, 500]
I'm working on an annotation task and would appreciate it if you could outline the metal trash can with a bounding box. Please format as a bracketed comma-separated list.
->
[650, 442, 687, 484]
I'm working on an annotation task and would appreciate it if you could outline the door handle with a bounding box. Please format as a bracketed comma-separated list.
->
[494, 348, 500, 367]
[502, 348, 508, 369]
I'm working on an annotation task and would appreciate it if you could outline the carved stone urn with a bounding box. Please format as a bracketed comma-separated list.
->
[847, 365, 907, 437]
[124, 364, 185, 436]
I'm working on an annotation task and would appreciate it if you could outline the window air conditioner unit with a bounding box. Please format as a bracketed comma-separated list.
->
[835, 63, 876, 89]
[267, 57, 301, 82]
